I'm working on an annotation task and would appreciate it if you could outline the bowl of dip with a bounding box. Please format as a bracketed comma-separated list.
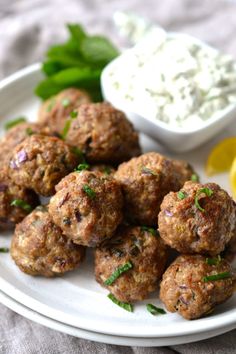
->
[101, 29, 236, 152]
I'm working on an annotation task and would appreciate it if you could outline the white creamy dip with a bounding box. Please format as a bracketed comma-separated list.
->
[108, 31, 236, 129]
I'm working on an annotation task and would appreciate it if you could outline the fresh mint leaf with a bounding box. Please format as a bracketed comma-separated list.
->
[80, 36, 119, 65]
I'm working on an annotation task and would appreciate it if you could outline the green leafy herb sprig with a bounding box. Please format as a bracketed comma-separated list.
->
[35, 24, 119, 101]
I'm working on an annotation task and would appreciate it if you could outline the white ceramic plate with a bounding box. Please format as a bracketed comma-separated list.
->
[0, 64, 235, 340]
[0, 289, 235, 347]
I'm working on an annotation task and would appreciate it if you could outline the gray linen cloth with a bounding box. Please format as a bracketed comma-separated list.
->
[0, 0, 236, 352]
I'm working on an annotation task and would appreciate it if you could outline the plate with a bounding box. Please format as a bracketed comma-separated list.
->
[0, 289, 235, 347]
[0, 64, 235, 340]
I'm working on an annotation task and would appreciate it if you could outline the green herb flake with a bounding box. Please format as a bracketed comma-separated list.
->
[70, 146, 86, 163]
[70, 110, 78, 118]
[191, 174, 199, 182]
[194, 187, 213, 212]
[104, 261, 133, 286]
[5, 117, 26, 130]
[0, 247, 9, 253]
[82, 184, 96, 199]
[25, 127, 34, 136]
[141, 226, 159, 237]
[146, 304, 166, 315]
[141, 166, 158, 176]
[177, 191, 187, 200]
[202, 272, 231, 282]
[47, 98, 56, 112]
[61, 119, 72, 140]
[107, 293, 133, 312]
[103, 166, 112, 175]
[10, 199, 32, 212]
[75, 163, 90, 172]
[206, 255, 221, 266]
[61, 98, 71, 107]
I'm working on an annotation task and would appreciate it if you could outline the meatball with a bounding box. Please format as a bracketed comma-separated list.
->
[38, 88, 91, 135]
[48, 171, 123, 246]
[63, 102, 141, 164]
[160, 255, 235, 320]
[0, 167, 39, 230]
[95, 225, 168, 302]
[172, 159, 198, 186]
[89, 164, 115, 176]
[158, 181, 236, 256]
[8, 134, 78, 196]
[0, 122, 49, 167]
[114, 152, 184, 226]
[11, 206, 85, 277]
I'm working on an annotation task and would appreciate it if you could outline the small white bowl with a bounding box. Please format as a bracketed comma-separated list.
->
[101, 32, 236, 153]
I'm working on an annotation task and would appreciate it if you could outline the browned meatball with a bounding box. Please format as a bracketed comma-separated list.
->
[38, 88, 91, 134]
[89, 164, 115, 176]
[63, 102, 141, 164]
[223, 233, 236, 262]
[160, 255, 235, 320]
[95, 225, 168, 302]
[114, 152, 185, 226]
[172, 160, 198, 186]
[0, 167, 39, 230]
[8, 135, 78, 196]
[158, 181, 236, 256]
[48, 171, 123, 246]
[0, 122, 50, 167]
[11, 206, 85, 277]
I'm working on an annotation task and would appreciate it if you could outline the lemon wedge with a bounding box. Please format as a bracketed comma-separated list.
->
[230, 157, 236, 199]
[206, 137, 236, 176]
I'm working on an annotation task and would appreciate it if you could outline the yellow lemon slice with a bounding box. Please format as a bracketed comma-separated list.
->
[206, 137, 236, 176]
[230, 157, 236, 199]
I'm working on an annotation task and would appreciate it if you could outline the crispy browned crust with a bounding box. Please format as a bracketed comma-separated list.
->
[114, 152, 184, 226]
[38, 88, 91, 134]
[160, 254, 235, 320]
[10, 206, 86, 277]
[158, 181, 236, 256]
[64, 102, 141, 164]
[48, 171, 124, 247]
[0, 122, 50, 167]
[95, 225, 168, 302]
[8, 134, 78, 196]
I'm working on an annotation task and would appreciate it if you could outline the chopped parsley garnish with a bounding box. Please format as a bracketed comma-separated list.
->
[177, 191, 187, 200]
[104, 261, 133, 286]
[71, 147, 86, 162]
[25, 127, 34, 136]
[206, 255, 221, 266]
[191, 174, 199, 182]
[202, 272, 231, 282]
[146, 304, 166, 315]
[61, 98, 71, 107]
[0, 247, 9, 253]
[5, 117, 26, 130]
[10, 199, 32, 212]
[141, 166, 158, 176]
[61, 119, 71, 140]
[70, 110, 78, 118]
[103, 166, 112, 175]
[141, 226, 159, 237]
[194, 187, 213, 212]
[82, 184, 96, 199]
[107, 293, 133, 312]
[75, 163, 90, 172]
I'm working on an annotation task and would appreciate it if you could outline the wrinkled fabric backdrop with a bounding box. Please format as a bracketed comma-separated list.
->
[0, 0, 236, 353]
